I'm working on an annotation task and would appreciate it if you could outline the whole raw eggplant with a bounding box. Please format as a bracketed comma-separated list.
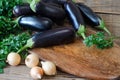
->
[16, 16, 53, 31]
[76, 3, 99, 26]
[76, 3, 111, 35]
[64, 1, 86, 39]
[13, 4, 35, 17]
[32, 27, 75, 47]
[17, 27, 76, 53]
[30, 0, 66, 23]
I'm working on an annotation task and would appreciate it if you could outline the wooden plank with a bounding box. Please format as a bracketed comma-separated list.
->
[76, 0, 120, 14]
[0, 65, 87, 80]
[95, 13, 120, 44]
[30, 36, 120, 80]
[76, 0, 120, 44]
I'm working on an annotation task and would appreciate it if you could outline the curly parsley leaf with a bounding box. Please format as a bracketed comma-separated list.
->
[0, 32, 31, 73]
[0, 0, 24, 41]
[0, 0, 23, 17]
[83, 32, 114, 49]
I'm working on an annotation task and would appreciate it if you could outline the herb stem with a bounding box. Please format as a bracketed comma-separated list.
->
[17, 38, 34, 53]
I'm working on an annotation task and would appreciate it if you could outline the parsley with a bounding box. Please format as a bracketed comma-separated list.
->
[83, 32, 114, 49]
[0, 0, 23, 17]
[0, 32, 31, 73]
[0, 0, 24, 41]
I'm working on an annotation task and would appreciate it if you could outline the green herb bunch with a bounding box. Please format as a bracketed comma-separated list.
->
[83, 32, 114, 49]
[0, 0, 24, 41]
[0, 0, 23, 17]
[0, 32, 31, 73]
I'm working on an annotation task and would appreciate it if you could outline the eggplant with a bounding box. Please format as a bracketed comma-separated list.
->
[30, 0, 66, 23]
[42, 0, 68, 5]
[76, 3, 111, 35]
[64, 1, 86, 39]
[17, 27, 75, 53]
[44, 2, 61, 8]
[13, 4, 35, 17]
[14, 16, 53, 31]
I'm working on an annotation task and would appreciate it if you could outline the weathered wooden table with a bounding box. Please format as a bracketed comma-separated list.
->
[0, 0, 120, 80]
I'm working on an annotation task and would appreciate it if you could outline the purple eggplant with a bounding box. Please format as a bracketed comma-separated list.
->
[30, 0, 66, 24]
[13, 4, 35, 17]
[64, 1, 86, 39]
[14, 16, 53, 31]
[17, 27, 75, 53]
[76, 3, 111, 35]
[42, 0, 68, 5]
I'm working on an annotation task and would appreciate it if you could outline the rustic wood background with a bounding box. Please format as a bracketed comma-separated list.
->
[79, 0, 120, 44]
[0, 0, 120, 80]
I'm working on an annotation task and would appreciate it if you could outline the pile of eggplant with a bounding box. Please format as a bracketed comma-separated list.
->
[12, 0, 111, 50]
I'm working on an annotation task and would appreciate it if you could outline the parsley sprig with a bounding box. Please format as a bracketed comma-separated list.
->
[0, 0, 24, 41]
[0, 32, 30, 73]
[83, 32, 114, 49]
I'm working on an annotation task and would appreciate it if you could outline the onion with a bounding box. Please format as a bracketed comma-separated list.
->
[41, 61, 57, 75]
[25, 53, 39, 68]
[30, 66, 44, 79]
[7, 52, 21, 66]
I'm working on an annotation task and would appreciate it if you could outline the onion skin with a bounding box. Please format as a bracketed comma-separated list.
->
[25, 53, 39, 68]
[7, 52, 21, 66]
[41, 61, 57, 75]
[30, 66, 44, 79]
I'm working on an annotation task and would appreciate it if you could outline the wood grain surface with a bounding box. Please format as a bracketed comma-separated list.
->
[77, 0, 120, 44]
[0, 65, 86, 80]
[0, 0, 120, 80]
[29, 29, 120, 80]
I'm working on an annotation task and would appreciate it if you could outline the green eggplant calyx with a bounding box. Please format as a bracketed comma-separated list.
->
[30, 0, 40, 12]
[17, 38, 34, 54]
[99, 19, 111, 35]
[11, 16, 21, 24]
[72, 0, 76, 3]
[25, 0, 33, 4]
[77, 24, 86, 39]
[10, 16, 22, 28]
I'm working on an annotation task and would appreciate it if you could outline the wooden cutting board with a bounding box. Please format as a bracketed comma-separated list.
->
[29, 28, 120, 80]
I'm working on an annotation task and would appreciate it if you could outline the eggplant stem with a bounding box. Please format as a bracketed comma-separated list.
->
[81, 33, 86, 40]
[17, 38, 34, 53]
[72, 0, 76, 3]
[103, 27, 111, 36]
[77, 25, 86, 39]
[11, 16, 21, 25]
[25, 0, 33, 3]
[30, 0, 40, 12]
[13, 24, 18, 28]
[99, 19, 111, 35]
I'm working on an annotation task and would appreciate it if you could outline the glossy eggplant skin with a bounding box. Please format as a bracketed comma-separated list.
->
[35, 2, 66, 23]
[18, 16, 53, 31]
[76, 3, 111, 35]
[76, 3, 100, 27]
[13, 4, 34, 17]
[64, 1, 85, 31]
[32, 27, 75, 48]
[42, 0, 68, 5]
